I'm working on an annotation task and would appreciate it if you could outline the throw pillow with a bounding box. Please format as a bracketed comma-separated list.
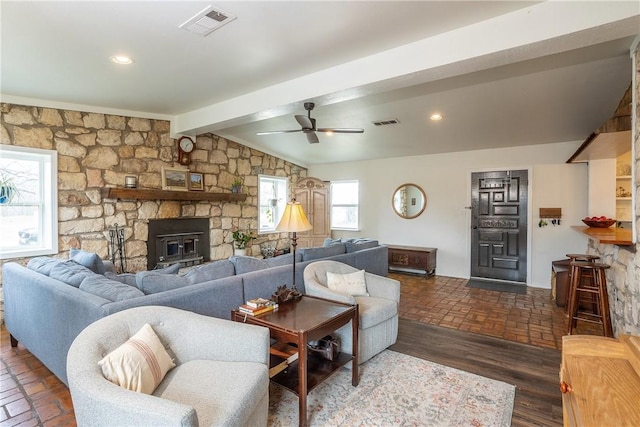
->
[70, 248, 106, 274]
[326, 269, 369, 296]
[98, 323, 175, 394]
[151, 263, 181, 275]
[79, 275, 145, 302]
[323, 237, 343, 247]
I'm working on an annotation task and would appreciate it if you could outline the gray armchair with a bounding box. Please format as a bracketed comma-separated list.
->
[303, 260, 400, 365]
[67, 306, 270, 427]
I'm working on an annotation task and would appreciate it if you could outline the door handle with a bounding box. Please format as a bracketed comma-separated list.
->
[473, 226, 478, 229]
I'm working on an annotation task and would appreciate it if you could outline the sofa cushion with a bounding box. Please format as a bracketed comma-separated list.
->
[70, 248, 106, 274]
[151, 263, 182, 275]
[79, 275, 144, 301]
[27, 257, 63, 276]
[98, 323, 175, 394]
[300, 244, 346, 261]
[264, 252, 302, 268]
[104, 272, 137, 287]
[345, 239, 379, 253]
[326, 269, 369, 296]
[355, 296, 398, 329]
[230, 256, 269, 275]
[136, 272, 190, 295]
[182, 260, 235, 284]
[49, 260, 96, 287]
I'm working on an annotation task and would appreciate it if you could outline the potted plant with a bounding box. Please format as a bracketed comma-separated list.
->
[232, 229, 255, 255]
[0, 170, 19, 205]
[231, 178, 243, 194]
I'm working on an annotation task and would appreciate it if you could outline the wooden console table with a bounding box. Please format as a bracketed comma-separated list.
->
[560, 334, 640, 426]
[387, 245, 437, 277]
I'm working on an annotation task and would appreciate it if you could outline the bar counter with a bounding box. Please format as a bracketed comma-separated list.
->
[571, 226, 633, 246]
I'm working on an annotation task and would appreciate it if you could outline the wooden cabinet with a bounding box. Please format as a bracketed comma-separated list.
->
[387, 245, 437, 277]
[560, 335, 640, 427]
[293, 177, 330, 248]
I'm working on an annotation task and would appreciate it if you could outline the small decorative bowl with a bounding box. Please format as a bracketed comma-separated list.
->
[582, 219, 616, 228]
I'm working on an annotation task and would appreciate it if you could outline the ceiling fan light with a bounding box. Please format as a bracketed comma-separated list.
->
[110, 55, 134, 65]
[430, 113, 443, 121]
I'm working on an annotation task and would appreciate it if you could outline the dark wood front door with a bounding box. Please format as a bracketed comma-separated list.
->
[470, 170, 528, 282]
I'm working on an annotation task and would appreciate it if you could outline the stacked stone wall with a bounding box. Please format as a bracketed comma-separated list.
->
[589, 41, 640, 336]
[0, 103, 307, 322]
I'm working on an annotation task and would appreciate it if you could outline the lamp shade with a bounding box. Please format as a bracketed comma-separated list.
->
[276, 200, 312, 232]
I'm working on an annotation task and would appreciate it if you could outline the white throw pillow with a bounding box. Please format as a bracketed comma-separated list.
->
[98, 323, 175, 394]
[326, 269, 369, 296]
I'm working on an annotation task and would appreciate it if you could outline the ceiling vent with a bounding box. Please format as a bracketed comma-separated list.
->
[372, 119, 400, 126]
[179, 5, 236, 37]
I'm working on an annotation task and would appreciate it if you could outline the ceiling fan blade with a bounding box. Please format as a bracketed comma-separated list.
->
[306, 132, 319, 144]
[316, 128, 364, 134]
[295, 115, 314, 130]
[256, 129, 301, 135]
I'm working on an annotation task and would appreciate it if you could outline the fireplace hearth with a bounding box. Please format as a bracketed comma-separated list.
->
[147, 218, 210, 270]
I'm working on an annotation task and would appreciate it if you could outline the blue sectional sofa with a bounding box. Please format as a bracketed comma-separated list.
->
[2, 241, 387, 385]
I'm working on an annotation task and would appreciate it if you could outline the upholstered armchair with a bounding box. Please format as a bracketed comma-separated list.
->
[303, 260, 400, 365]
[67, 306, 270, 427]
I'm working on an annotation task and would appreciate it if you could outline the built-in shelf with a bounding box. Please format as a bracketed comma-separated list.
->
[101, 187, 247, 202]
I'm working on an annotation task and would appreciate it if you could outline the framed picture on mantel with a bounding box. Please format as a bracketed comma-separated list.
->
[189, 172, 204, 191]
[162, 167, 188, 191]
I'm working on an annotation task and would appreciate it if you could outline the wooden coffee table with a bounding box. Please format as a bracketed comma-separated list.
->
[232, 295, 359, 427]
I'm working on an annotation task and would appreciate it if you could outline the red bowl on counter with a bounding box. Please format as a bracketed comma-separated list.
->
[582, 219, 616, 228]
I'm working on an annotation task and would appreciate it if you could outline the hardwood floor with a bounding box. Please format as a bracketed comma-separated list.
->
[391, 319, 563, 426]
[2, 272, 598, 426]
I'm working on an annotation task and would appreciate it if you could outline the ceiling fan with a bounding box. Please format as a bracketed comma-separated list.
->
[256, 102, 364, 144]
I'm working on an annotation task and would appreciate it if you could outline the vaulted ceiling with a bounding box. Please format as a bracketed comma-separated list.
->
[2, 1, 638, 166]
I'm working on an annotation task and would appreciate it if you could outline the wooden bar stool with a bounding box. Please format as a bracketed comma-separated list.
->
[566, 261, 613, 337]
[564, 254, 599, 309]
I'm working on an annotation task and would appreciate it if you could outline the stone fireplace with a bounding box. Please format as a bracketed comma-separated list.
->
[147, 218, 210, 270]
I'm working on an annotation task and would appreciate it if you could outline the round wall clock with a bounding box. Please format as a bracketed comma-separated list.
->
[177, 136, 194, 165]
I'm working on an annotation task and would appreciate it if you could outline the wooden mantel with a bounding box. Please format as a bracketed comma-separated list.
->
[101, 187, 247, 202]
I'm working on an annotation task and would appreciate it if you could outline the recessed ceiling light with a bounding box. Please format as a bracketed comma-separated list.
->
[110, 55, 134, 65]
[430, 113, 443, 121]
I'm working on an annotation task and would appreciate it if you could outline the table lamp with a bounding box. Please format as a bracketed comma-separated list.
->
[276, 199, 312, 292]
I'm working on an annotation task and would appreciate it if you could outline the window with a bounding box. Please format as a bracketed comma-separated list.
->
[0, 145, 58, 259]
[331, 180, 359, 230]
[258, 175, 288, 233]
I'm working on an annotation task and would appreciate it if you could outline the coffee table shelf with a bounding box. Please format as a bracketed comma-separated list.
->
[271, 352, 353, 395]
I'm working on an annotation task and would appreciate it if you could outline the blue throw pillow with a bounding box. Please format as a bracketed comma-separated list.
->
[70, 248, 106, 275]
[79, 275, 145, 301]
[49, 260, 96, 287]
[323, 238, 343, 247]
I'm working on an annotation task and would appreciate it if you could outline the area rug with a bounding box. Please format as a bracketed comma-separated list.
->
[268, 350, 515, 427]
[466, 278, 527, 295]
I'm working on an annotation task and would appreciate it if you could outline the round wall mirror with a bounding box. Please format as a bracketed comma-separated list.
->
[392, 183, 427, 219]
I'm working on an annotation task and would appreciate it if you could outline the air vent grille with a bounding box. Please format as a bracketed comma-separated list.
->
[372, 119, 400, 126]
[180, 5, 236, 37]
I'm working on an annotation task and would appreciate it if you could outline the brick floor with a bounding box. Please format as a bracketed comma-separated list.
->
[0, 273, 604, 426]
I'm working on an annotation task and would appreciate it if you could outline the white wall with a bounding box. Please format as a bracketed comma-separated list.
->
[309, 141, 590, 288]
